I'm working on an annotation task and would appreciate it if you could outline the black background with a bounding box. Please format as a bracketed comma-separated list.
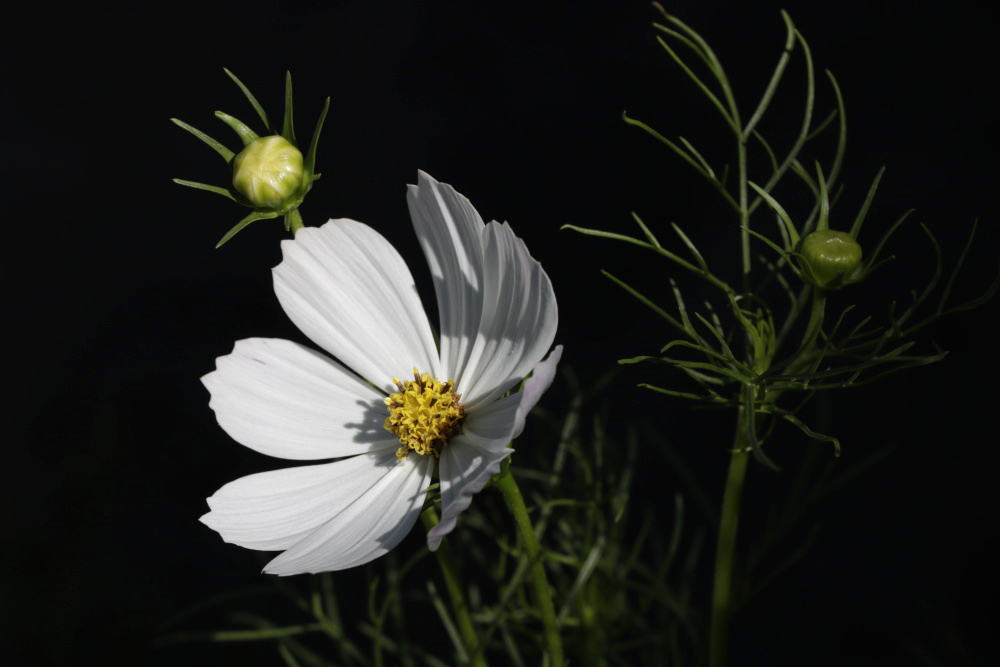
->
[4, 1, 998, 665]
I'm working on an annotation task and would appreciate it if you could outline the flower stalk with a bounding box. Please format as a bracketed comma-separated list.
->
[492, 457, 565, 667]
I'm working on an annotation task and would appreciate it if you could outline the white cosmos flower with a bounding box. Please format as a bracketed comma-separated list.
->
[200, 171, 561, 575]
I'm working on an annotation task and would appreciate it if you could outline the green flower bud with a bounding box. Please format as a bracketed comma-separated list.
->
[798, 229, 863, 289]
[232, 136, 304, 209]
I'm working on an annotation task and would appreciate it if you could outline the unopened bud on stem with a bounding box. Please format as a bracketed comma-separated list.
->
[798, 230, 863, 289]
[232, 136, 304, 209]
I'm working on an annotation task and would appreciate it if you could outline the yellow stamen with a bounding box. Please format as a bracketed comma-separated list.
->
[384, 368, 465, 461]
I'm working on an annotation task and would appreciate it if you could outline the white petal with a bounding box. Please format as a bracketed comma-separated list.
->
[203, 338, 398, 460]
[263, 454, 434, 575]
[427, 438, 510, 551]
[406, 171, 485, 382]
[200, 450, 400, 551]
[273, 219, 440, 391]
[460, 221, 558, 409]
[426, 346, 563, 550]
[511, 345, 563, 440]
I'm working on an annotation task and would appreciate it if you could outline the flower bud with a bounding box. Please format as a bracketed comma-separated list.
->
[798, 230, 863, 289]
[232, 136, 304, 209]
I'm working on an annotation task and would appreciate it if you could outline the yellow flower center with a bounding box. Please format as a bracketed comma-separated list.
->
[384, 369, 465, 461]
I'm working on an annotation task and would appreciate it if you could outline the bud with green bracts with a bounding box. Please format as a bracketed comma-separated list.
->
[172, 69, 330, 247]
[797, 229, 863, 290]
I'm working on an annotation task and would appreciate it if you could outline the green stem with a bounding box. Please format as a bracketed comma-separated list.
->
[710, 289, 826, 666]
[288, 207, 304, 235]
[737, 134, 751, 294]
[800, 287, 827, 355]
[493, 459, 565, 667]
[709, 413, 751, 667]
[421, 507, 488, 667]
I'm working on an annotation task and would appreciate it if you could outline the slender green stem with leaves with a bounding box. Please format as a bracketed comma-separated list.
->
[567, 6, 997, 665]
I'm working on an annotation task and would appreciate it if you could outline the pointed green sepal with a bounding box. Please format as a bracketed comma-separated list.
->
[224, 68, 271, 131]
[170, 118, 235, 162]
[215, 111, 259, 146]
[216, 209, 281, 248]
[282, 71, 297, 146]
[172, 179, 242, 203]
[304, 97, 330, 180]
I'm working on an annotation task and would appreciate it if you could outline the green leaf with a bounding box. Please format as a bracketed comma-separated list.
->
[776, 412, 840, 456]
[814, 162, 831, 232]
[631, 212, 662, 248]
[743, 10, 797, 139]
[638, 383, 719, 402]
[561, 224, 652, 251]
[744, 385, 780, 470]
[671, 222, 708, 272]
[822, 70, 848, 192]
[748, 183, 800, 248]
[678, 136, 716, 178]
[865, 208, 914, 276]
[848, 166, 886, 239]
[652, 33, 737, 133]
[601, 270, 685, 334]
[747, 25, 816, 217]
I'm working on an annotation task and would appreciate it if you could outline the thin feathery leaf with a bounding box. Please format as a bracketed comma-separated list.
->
[743, 10, 797, 139]
[659, 338, 752, 379]
[671, 222, 709, 272]
[936, 219, 977, 313]
[692, 312, 740, 362]
[804, 108, 838, 142]
[562, 224, 651, 250]
[748, 183, 800, 248]
[653, 34, 737, 133]
[744, 385, 780, 470]
[632, 211, 663, 248]
[748, 26, 816, 217]
[848, 166, 886, 239]
[639, 384, 721, 402]
[823, 70, 848, 190]
[602, 270, 685, 333]
[813, 162, 831, 232]
[678, 136, 716, 178]
[751, 130, 779, 175]
[744, 227, 803, 278]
